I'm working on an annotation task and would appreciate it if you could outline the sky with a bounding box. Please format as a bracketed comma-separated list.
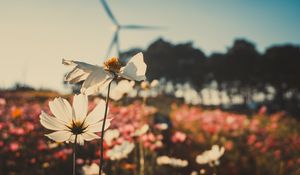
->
[0, 0, 300, 93]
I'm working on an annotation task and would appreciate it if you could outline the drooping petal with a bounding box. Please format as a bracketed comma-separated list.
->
[109, 80, 134, 101]
[63, 59, 99, 83]
[81, 68, 113, 95]
[45, 130, 72, 142]
[84, 99, 106, 125]
[64, 67, 90, 84]
[40, 111, 68, 131]
[107, 81, 122, 101]
[86, 119, 112, 133]
[49, 97, 72, 124]
[84, 76, 114, 96]
[63, 59, 98, 73]
[119, 52, 147, 81]
[72, 94, 88, 122]
[82, 132, 100, 141]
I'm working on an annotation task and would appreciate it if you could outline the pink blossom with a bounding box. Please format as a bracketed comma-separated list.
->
[254, 142, 263, 149]
[10, 127, 25, 135]
[247, 135, 256, 145]
[274, 150, 281, 159]
[224, 141, 234, 151]
[9, 142, 20, 152]
[171, 131, 187, 143]
[258, 106, 267, 115]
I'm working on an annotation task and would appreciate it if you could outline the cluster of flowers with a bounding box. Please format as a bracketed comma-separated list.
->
[97, 78, 277, 106]
[170, 105, 300, 175]
[156, 155, 188, 168]
[1, 95, 300, 175]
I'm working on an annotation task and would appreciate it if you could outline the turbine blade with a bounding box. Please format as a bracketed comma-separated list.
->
[100, 0, 119, 25]
[121, 24, 164, 30]
[106, 32, 118, 58]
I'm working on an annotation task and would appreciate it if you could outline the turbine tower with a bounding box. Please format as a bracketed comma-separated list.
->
[100, 0, 162, 58]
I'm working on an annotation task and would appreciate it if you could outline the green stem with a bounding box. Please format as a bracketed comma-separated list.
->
[99, 81, 112, 175]
[73, 134, 78, 175]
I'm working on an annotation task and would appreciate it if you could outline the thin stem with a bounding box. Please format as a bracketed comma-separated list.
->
[99, 81, 112, 175]
[139, 142, 145, 175]
[73, 134, 78, 175]
[213, 164, 217, 175]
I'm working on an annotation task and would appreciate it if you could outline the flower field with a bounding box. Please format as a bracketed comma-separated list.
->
[1, 94, 299, 175]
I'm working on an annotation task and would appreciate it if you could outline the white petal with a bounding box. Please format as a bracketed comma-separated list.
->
[68, 135, 76, 143]
[120, 52, 147, 81]
[63, 59, 99, 83]
[82, 132, 100, 141]
[40, 111, 68, 131]
[77, 134, 84, 145]
[65, 67, 90, 83]
[63, 59, 98, 72]
[84, 76, 114, 96]
[46, 130, 72, 142]
[49, 97, 72, 124]
[81, 68, 113, 95]
[150, 79, 159, 87]
[68, 134, 85, 145]
[110, 90, 124, 101]
[84, 99, 106, 125]
[87, 119, 112, 133]
[72, 94, 88, 122]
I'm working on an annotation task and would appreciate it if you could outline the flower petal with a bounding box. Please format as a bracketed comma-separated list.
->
[86, 119, 112, 133]
[82, 132, 100, 141]
[63, 59, 98, 72]
[77, 134, 85, 145]
[72, 94, 88, 122]
[81, 68, 113, 95]
[49, 97, 72, 124]
[65, 67, 90, 84]
[84, 99, 106, 125]
[40, 111, 68, 131]
[45, 130, 72, 142]
[63, 59, 99, 83]
[120, 52, 147, 81]
[67, 134, 85, 145]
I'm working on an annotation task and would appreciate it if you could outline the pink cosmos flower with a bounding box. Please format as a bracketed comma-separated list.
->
[171, 131, 187, 143]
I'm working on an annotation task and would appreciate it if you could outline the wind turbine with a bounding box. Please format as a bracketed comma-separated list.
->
[100, 0, 163, 58]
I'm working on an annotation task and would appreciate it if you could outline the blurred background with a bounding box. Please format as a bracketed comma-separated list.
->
[0, 0, 300, 175]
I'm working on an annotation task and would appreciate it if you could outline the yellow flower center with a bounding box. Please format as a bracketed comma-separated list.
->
[103, 57, 122, 73]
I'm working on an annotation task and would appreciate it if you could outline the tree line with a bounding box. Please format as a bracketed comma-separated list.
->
[122, 38, 300, 117]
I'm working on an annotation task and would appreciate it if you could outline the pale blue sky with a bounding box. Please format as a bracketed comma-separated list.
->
[0, 0, 299, 93]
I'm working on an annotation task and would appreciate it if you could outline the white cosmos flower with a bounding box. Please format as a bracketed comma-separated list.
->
[106, 141, 135, 161]
[155, 123, 168, 130]
[82, 163, 100, 175]
[63, 52, 147, 95]
[104, 129, 120, 146]
[196, 145, 225, 166]
[132, 124, 149, 137]
[40, 94, 111, 145]
[156, 155, 188, 168]
[139, 79, 160, 98]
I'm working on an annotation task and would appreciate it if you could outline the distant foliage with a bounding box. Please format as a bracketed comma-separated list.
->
[122, 38, 300, 116]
